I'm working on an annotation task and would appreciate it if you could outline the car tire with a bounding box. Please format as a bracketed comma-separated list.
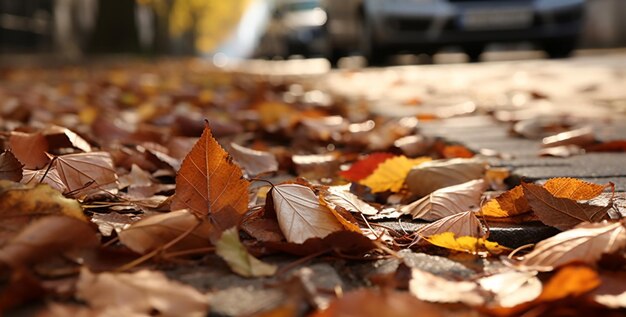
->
[543, 37, 577, 59]
[464, 44, 484, 63]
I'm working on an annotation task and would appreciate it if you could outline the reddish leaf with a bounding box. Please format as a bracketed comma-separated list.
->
[339, 153, 395, 181]
[0, 150, 23, 181]
[585, 140, 626, 153]
[171, 123, 249, 240]
[522, 183, 611, 230]
[8, 131, 50, 169]
[55, 152, 119, 198]
[42, 125, 92, 153]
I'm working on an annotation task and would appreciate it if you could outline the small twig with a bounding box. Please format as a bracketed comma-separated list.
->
[39, 156, 58, 184]
[102, 236, 120, 248]
[163, 246, 216, 258]
[508, 243, 535, 259]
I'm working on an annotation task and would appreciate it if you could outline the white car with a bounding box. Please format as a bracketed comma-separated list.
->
[324, 0, 586, 64]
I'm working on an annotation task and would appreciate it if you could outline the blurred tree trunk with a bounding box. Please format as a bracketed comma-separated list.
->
[88, 0, 140, 53]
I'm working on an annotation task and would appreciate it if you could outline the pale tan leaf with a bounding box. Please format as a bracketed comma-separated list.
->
[416, 210, 483, 239]
[514, 221, 626, 272]
[91, 212, 136, 237]
[171, 124, 249, 240]
[478, 271, 542, 308]
[409, 269, 484, 305]
[229, 142, 278, 176]
[406, 158, 486, 197]
[271, 184, 344, 244]
[118, 210, 212, 254]
[21, 167, 67, 192]
[76, 268, 209, 317]
[55, 152, 119, 198]
[321, 184, 379, 216]
[401, 179, 486, 221]
[215, 227, 277, 277]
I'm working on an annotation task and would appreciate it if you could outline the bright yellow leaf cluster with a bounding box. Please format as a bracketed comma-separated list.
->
[359, 156, 431, 193]
[424, 232, 510, 254]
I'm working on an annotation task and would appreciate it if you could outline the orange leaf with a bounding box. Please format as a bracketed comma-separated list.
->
[339, 153, 395, 181]
[360, 156, 431, 193]
[538, 265, 601, 301]
[8, 132, 50, 169]
[55, 152, 119, 198]
[171, 123, 249, 240]
[481, 185, 529, 218]
[543, 177, 608, 200]
[522, 183, 610, 230]
[441, 145, 474, 159]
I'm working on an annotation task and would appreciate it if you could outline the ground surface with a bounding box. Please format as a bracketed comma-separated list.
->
[2, 51, 626, 317]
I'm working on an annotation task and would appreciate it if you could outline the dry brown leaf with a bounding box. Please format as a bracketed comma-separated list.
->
[21, 167, 68, 193]
[523, 182, 611, 230]
[320, 184, 379, 216]
[118, 209, 212, 254]
[478, 271, 541, 308]
[55, 152, 119, 198]
[91, 212, 137, 237]
[229, 142, 278, 176]
[0, 216, 98, 267]
[416, 210, 483, 239]
[271, 184, 344, 244]
[42, 125, 92, 153]
[310, 288, 444, 317]
[409, 268, 484, 305]
[481, 185, 530, 218]
[76, 268, 209, 317]
[8, 131, 50, 169]
[360, 156, 431, 193]
[542, 126, 595, 148]
[401, 179, 486, 221]
[513, 221, 626, 272]
[171, 123, 249, 240]
[542, 177, 608, 200]
[406, 158, 486, 197]
[215, 227, 277, 277]
[0, 150, 23, 181]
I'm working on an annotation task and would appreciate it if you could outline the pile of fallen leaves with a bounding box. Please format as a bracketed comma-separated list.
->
[1, 60, 626, 317]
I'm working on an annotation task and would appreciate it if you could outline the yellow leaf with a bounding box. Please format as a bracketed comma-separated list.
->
[543, 177, 608, 200]
[359, 156, 431, 193]
[481, 185, 529, 217]
[425, 232, 510, 254]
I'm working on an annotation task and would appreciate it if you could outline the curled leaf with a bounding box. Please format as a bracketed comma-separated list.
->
[401, 179, 486, 221]
[55, 152, 119, 198]
[406, 158, 486, 197]
[417, 210, 483, 239]
[320, 184, 378, 216]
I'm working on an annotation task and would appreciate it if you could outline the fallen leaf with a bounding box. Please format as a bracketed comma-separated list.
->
[55, 152, 119, 198]
[477, 271, 542, 308]
[215, 227, 277, 277]
[542, 126, 595, 148]
[20, 167, 68, 193]
[76, 268, 209, 317]
[538, 265, 600, 301]
[360, 156, 431, 193]
[406, 158, 486, 197]
[91, 212, 137, 236]
[542, 177, 608, 200]
[229, 142, 278, 176]
[585, 140, 626, 153]
[320, 184, 379, 216]
[409, 268, 484, 305]
[292, 153, 340, 179]
[441, 145, 474, 159]
[8, 131, 50, 169]
[513, 221, 626, 272]
[271, 184, 344, 244]
[0, 216, 98, 267]
[481, 185, 530, 218]
[416, 210, 484, 239]
[265, 231, 377, 256]
[424, 232, 510, 254]
[0, 150, 23, 181]
[401, 179, 486, 221]
[592, 271, 626, 308]
[310, 288, 444, 317]
[339, 153, 395, 181]
[42, 125, 92, 153]
[523, 182, 610, 230]
[171, 123, 249, 240]
[257, 101, 299, 132]
[318, 195, 362, 233]
[119, 209, 212, 254]
[539, 145, 584, 157]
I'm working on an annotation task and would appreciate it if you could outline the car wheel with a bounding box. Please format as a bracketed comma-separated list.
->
[464, 44, 484, 63]
[359, 15, 386, 66]
[543, 37, 577, 59]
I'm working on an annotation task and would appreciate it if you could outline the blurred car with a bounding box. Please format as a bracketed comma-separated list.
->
[255, 0, 328, 59]
[324, 0, 586, 64]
